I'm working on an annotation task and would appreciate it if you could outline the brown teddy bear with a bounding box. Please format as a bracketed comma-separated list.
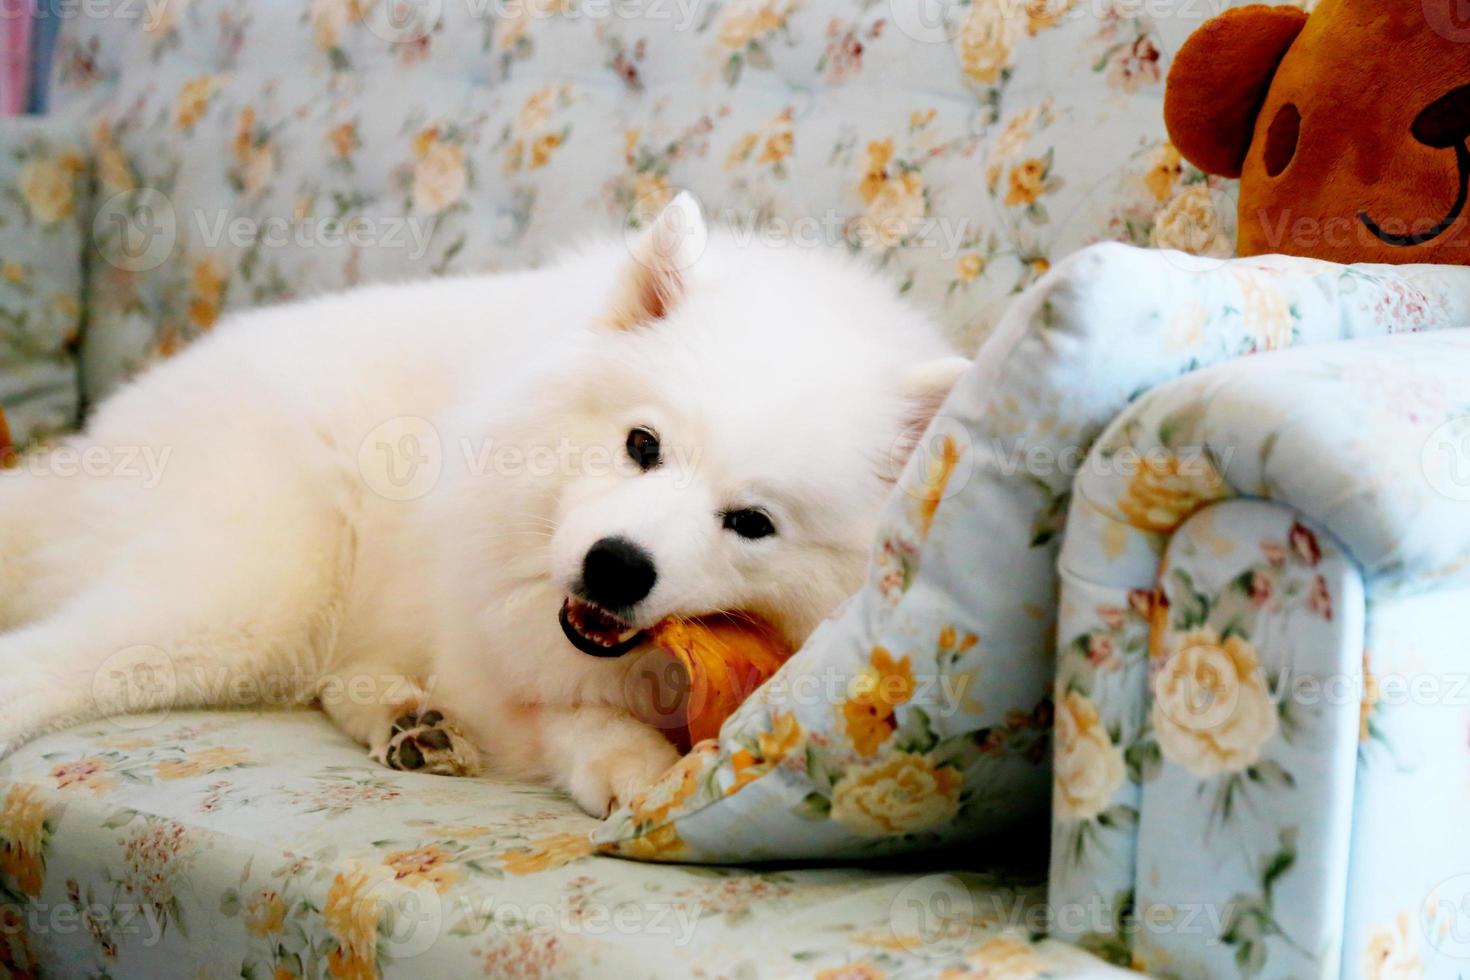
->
[1165, 0, 1470, 265]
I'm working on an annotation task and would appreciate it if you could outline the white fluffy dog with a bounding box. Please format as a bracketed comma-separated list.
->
[0, 195, 966, 815]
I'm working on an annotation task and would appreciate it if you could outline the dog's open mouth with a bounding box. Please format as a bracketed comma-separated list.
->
[559, 598, 647, 658]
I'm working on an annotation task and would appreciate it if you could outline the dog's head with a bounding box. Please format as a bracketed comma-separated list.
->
[519, 195, 967, 658]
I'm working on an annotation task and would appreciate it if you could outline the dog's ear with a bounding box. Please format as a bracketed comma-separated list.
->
[888, 356, 970, 475]
[608, 192, 708, 329]
[902, 357, 970, 421]
[1164, 5, 1307, 179]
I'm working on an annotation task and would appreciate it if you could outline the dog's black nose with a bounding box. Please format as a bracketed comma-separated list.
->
[580, 536, 657, 610]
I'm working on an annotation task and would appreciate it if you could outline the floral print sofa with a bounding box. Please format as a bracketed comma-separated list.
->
[6, 1, 1468, 978]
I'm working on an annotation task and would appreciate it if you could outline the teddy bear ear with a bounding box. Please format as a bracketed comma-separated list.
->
[1164, 5, 1309, 179]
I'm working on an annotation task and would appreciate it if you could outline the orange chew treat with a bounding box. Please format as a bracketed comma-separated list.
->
[648, 614, 794, 752]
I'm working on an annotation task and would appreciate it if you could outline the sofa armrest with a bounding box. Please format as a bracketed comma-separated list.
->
[594, 242, 1470, 864]
[0, 116, 87, 448]
[1049, 329, 1470, 976]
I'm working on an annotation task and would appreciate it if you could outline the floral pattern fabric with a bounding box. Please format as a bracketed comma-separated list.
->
[1050, 330, 1470, 977]
[0, 709, 1138, 979]
[37, 0, 1277, 403]
[597, 248, 1470, 861]
[0, 116, 85, 449]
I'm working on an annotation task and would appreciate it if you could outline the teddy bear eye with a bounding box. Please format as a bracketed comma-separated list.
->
[1264, 103, 1301, 178]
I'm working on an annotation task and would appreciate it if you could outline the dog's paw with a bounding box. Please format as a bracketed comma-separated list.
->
[568, 737, 681, 818]
[379, 709, 483, 778]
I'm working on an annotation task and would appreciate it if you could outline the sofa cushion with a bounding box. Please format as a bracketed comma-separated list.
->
[47, 0, 1236, 403]
[0, 116, 85, 449]
[0, 709, 1133, 978]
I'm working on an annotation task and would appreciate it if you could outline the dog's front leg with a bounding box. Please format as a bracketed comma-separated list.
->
[320, 668, 482, 778]
[535, 703, 682, 817]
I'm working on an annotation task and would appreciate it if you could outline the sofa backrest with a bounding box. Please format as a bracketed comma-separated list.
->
[49, 0, 1259, 401]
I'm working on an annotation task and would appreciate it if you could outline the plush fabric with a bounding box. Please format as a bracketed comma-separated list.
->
[1050, 330, 1470, 976]
[1161, 5, 1306, 179]
[1166, 0, 1470, 265]
[0, 115, 84, 449]
[0, 709, 1139, 979]
[594, 247, 1470, 862]
[42, 0, 1252, 404]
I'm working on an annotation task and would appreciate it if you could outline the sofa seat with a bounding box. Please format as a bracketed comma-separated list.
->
[0, 710, 1132, 978]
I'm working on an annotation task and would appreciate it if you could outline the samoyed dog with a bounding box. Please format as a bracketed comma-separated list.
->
[0, 195, 966, 815]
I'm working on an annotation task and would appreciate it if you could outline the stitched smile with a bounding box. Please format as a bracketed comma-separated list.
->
[1360, 142, 1470, 248]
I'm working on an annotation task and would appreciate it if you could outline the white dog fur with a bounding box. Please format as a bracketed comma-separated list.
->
[0, 195, 966, 816]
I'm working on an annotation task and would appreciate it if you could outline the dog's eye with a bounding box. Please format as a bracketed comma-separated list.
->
[625, 427, 661, 471]
[723, 509, 776, 540]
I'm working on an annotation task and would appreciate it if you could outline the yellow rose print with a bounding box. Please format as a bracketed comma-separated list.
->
[604, 821, 686, 861]
[18, 155, 79, 225]
[500, 832, 595, 876]
[384, 845, 460, 892]
[816, 962, 886, 980]
[1363, 912, 1423, 980]
[244, 889, 287, 937]
[728, 711, 806, 794]
[1152, 628, 1278, 777]
[915, 433, 963, 537]
[1004, 158, 1047, 207]
[829, 752, 961, 836]
[175, 75, 220, 131]
[323, 869, 379, 980]
[842, 647, 916, 757]
[0, 784, 50, 897]
[1117, 450, 1230, 534]
[1053, 691, 1125, 821]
